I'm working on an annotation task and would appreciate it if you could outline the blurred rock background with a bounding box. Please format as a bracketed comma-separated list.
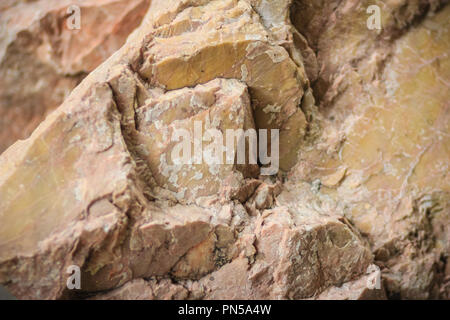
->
[0, 0, 150, 153]
[0, 0, 448, 300]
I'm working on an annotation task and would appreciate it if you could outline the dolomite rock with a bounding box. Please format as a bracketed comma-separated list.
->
[314, 265, 387, 300]
[134, 78, 260, 203]
[0, 0, 448, 300]
[0, 82, 139, 299]
[0, 0, 150, 153]
[196, 207, 372, 300]
[92, 206, 373, 300]
[290, 0, 450, 299]
[91, 279, 189, 300]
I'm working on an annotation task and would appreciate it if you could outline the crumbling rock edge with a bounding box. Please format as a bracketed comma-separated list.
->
[0, 0, 448, 300]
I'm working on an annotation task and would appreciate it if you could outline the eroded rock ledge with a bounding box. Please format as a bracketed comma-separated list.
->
[0, 0, 448, 300]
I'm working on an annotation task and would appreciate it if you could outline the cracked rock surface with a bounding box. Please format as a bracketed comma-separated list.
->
[0, 0, 151, 153]
[0, 0, 448, 300]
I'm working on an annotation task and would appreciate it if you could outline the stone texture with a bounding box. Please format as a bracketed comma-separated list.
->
[290, 0, 450, 299]
[0, 0, 448, 300]
[133, 78, 260, 203]
[91, 279, 189, 300]
[0, 0, 150, 153]
[313, 265, 387, 300]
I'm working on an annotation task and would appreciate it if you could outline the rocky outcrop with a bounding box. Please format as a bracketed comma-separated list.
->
[0, 0, 150, 153]
[290, 0, 450, 299]
[0, 0, 448, 300]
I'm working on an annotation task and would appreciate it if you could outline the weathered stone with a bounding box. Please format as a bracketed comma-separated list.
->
[0, 83, 136, 299]
[0, 0, 448, 300]
[138, 0, 309, 172]
[0, 0, 150, 153]
[290, 0, 450, 299]
[91, 279, 189, 300]
[314, 265, 387, 300]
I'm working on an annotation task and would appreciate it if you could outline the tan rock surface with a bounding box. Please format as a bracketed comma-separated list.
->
[91, 279, 189, 300]
[290, 0, 450, 299]
[0, 0, 150, 153]
[0, 0, 448, 300]
[133, 78, 260, 203]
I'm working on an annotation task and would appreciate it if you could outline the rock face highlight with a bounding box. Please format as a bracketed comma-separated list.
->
[0, 0, 448, 300]
[0, 0, 150, 153]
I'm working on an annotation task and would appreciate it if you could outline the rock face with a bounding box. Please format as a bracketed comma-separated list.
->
[0, 0, 448, 300]
[0, 0, 150, 153]
[290, 0, 450, 299]
[133, 78, 260, 203]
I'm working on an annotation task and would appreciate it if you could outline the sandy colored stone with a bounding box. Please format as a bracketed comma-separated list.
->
[91, 279, 188, 300]
[290, 0, 450, 299]
[0, 0, 448, 300]
[134, 78, 260, 203]
[0, 0, 310, 299]
[0, 0, 150, 153]
[139, 0, 309, 171]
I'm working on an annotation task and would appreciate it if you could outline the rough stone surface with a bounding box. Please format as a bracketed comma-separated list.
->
[0, 0, 448, 300]
[313, 265, 387, 300]
[133, 78, 260, 203]
[0, 0, 150, 153]
[290, 0, 450, 299]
